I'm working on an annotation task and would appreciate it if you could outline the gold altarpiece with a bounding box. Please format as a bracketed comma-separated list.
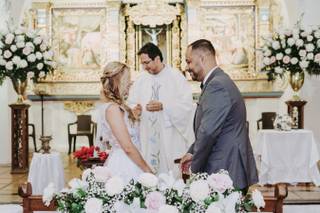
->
[26, 0, 285, 101]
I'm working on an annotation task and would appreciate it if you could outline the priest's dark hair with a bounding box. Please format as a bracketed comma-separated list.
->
[138, 42, 163, 62]
[189, 39, 216, 56]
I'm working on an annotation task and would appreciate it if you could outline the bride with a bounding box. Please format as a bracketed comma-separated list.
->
[96, 61, 153, 182]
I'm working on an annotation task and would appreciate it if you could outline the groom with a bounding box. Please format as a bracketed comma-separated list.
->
[181, 39, 258, 191]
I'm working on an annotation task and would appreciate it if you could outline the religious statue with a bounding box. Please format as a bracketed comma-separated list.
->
[144, 28, 163, 46]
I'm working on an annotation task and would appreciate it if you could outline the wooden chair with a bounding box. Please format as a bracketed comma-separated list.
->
[67, 115, 97, 154]
[18, 182, 287, 213]
[257, 112, 277, 130]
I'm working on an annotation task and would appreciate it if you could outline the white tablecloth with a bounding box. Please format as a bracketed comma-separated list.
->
[28, 152, 65, 195]
[255, 129, 320, 185]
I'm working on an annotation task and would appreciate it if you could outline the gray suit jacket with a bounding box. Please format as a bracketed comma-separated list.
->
[188, 68, 258, 189]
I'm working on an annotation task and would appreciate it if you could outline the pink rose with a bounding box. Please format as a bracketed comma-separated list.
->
[270, 56, 276, 64]
[315, 53, 320, 62]
[283, 56, 290, 64]
[145, 191, 166, 211]
[207, 173, 233, 192]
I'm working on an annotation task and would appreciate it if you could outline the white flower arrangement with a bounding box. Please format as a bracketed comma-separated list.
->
[47, 169, 263, 213]
[261, 19, 320, 81]
[273, 114, 293, 131]
[0, 26, 55, 85]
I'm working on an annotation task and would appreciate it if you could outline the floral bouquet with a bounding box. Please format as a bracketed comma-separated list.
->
[260, 21, 320, 81]
[73, 146, 108, 169]
[0, 26, 56, 102]
[43, 167, 265, 213]
[273, 114, 293, 131]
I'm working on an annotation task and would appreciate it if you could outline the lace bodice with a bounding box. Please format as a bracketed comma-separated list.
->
[96, 102, 140, 151]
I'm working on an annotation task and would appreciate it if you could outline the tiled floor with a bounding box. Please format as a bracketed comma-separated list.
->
[0, 152, 319, 205]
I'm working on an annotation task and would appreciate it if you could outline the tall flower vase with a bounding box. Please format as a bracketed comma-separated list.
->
[11, 79, 28, 104]
[289, 71, 304, 100]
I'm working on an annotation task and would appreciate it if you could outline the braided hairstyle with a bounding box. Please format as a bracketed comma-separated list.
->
[100, 61, 136, 122]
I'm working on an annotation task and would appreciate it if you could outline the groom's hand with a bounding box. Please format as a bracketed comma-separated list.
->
[180, 153, 193, 174]
[146, 100, 163, 112]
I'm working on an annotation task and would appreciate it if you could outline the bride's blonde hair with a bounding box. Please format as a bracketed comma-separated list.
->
[100, 61, 136, 122]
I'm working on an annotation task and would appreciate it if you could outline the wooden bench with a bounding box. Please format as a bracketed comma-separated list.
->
[18, 182, 287, 213]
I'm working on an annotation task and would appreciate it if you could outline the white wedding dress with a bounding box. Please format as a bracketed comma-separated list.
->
[96, 102, 143, 183]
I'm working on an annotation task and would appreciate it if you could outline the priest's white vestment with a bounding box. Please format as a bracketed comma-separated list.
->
[128, 65, 195, 176]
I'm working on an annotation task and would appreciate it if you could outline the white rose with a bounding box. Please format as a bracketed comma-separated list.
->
[295, 39, 304, 47]
[299, 50, 307, 57]
[10, 45, 17, 52]
[5, 33, 14, 44]
[93, 166, 112, 182]
[285, 48, 292, 54]
[39, 71, 46, 78]
[307, 35, 313, 42]
[42, 183, 56, 207]
[299, 60, 309, 69]
[16, 41, 25, 48]
[305, 43, 315, 52]
[252, 189, 265, 210]
[287, 38, 295, 46]
[275, 66, 283, 74]
[300, 31, 308, 37]
[34, 36, 42, 45]
[36, 52, 42, 60]
[23, 46, 32, 55]
[19, 60, 28, 68]
[272, 41, 280, 50]
[283, 56, 291, 64]
[84, 198, 103, 213]
[68, 178, 88, 190]
[12, 56, 21, 64]
[224, 191, 242, 213]
[27, 72, 34, 78]
[307, 53, 314, 60]
[284, 29, 292, 36]
[138, 173, 158, 188]
[314, 30, 320, 38]
[276, 53, 283, 60]
[43, 51, 51, 60]
[5, 61, 13, 70]
[15, 35, 25, 43]
[263, 57, 271, 66]
[3, 50, 12, 59]
[263, 49, 271, 57]
[190, 180, 209, 202]
[27, 54, 36, 62]
[105, 176, 124, 196]
[281, 40, 286, 48]
[292, 28, 300, 35]
[290, 57, 298, 65]
[37, 63, 44, 70]
[40, 44, 47, 52]
[159, 205, 179, 213]
[0, 40, 3, 48]
[206, 204, 222, 213]
[26, 42, 34, 48]
[0, 58, 6, 66]
[317, 39, 320, 48]
[81, 168, 92, 181]
[0, 49, 2, 55]
[26, 30, 36, 38]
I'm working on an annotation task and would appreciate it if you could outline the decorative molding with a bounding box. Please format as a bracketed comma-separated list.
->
[201, 0, 256, 7]
[127, 0, 179, 27]
[64, 101, 95, 115]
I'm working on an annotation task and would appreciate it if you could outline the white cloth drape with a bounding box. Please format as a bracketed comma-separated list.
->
[28, 152, 65, 195]
[256, 129, 320, 185]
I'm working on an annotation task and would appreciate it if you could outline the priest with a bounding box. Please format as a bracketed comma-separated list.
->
[128, 42, 195, 176]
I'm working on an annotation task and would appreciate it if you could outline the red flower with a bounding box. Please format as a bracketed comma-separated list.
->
[73, 146, 108, 161]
